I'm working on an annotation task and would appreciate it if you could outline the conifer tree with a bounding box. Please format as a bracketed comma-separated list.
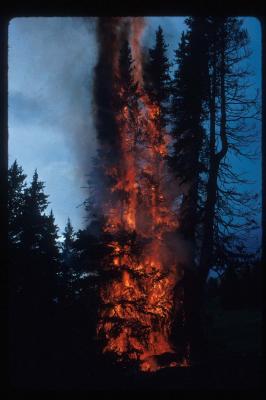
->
[8, 160, 27, 247]
[114, 39, 140, 124]
[8, 161, 27, 308]
[170, 18, 209, 248]
[41, 209, 60, 262]
[198, 17, 259, 284]
[144, 25, 171, 128]
[171, 17, 259, 282]
[20, 169, 49, 253]
[61, 217, 76, 267]
[170, 17, 260, 360]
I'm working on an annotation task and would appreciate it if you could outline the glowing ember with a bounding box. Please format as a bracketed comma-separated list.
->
[96, 17, 189, 372]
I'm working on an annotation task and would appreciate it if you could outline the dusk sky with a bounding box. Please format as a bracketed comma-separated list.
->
[8, 17, 262, 245]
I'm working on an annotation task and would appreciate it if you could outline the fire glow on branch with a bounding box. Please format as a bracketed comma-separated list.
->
[96, 17, 189, 372]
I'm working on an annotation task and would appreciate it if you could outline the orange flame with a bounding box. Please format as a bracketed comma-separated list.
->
[97, 17, 189, 372]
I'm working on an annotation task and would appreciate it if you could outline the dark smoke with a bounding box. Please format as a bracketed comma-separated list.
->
[93, 18, 132, 149]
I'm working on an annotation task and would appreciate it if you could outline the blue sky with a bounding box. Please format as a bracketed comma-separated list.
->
[8, 17, 261, 242]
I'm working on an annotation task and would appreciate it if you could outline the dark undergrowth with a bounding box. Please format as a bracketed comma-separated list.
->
[9, 297, 262, 391]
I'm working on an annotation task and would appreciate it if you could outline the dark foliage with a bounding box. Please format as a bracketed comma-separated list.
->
[144, 25, 171, 128]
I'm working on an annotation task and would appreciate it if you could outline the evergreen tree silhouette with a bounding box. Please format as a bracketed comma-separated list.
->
[170, 18, 209, 246]
[144, 25, 171, 128]
[61, 217, 75, 267]
[20, 169, 49, 254]
[41, 209, 60, 262]
[8, 160, 27, 248]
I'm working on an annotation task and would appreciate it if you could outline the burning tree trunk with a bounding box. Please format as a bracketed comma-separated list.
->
[94, 17, 188, 372]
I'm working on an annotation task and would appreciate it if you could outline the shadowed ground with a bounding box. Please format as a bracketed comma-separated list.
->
[9, 298, 262, 391]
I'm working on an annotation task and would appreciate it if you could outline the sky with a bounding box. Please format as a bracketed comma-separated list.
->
[8, 17, 262, 243]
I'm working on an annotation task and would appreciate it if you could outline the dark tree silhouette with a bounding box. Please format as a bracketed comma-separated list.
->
[169, 17, 260, 361]
[20, 169, 49, 253]
[170, 17, 209, 251]
[199, 17, 259, 285]
[41, 210, 60, 261]
[170, 17, 259, 283]
[61, 217, 76, 267]
[170, 18, 210, 360]
[8, 161, 27, 308]
[8, 163, 62, 388]
[8, 160, 27, 248]
[144, 25, 171, 128]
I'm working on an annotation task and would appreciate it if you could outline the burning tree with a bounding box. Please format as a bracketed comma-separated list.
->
[92, 18, 188, 372]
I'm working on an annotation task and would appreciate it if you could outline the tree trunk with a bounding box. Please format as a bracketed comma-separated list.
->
[199, 23, 227, 286]
[173, 18, 234, 363]
[199, 44, 218, 286]
[189, 26, 228, 362]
